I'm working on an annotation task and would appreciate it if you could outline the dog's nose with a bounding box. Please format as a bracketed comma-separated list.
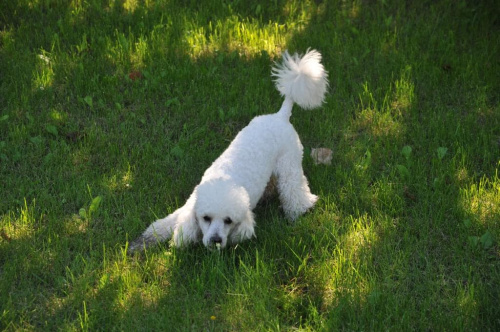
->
[210, 235, 222, 244]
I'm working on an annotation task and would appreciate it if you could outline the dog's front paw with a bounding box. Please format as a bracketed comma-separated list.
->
[127, 235, 156, 254]
[127, 237, 144, 254]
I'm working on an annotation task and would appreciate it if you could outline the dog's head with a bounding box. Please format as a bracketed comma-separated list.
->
[193, 179, 255, 249]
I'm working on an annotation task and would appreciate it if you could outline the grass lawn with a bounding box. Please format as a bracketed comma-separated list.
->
[1, 0, 499, 330]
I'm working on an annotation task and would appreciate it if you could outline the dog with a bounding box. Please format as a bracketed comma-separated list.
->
[128, 49, 328, 253]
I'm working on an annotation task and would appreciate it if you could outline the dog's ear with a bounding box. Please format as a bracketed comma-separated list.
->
[171, 193, 202, 247]
[230, 209, 256, 243]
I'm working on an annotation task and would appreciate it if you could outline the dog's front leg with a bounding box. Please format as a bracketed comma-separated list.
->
[128, 193, 198, 253]
[127, 213, 178, 254]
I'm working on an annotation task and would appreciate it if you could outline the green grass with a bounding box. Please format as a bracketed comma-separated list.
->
[1, 0, 499, 330]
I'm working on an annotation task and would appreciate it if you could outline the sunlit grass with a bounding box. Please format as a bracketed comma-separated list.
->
[33, 52, 55, 91]
[0, 201, 41, 245]
[185, 16, 290, 57]
[102, 164, 134, 193]
[461, 172, 500, 227]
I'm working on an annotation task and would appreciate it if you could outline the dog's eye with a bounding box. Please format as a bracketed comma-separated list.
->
[203, 216, 212, 222]
[224, 217, 233, 225]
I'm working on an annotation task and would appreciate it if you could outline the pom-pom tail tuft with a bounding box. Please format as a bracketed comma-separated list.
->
[272, 49, 328, 110]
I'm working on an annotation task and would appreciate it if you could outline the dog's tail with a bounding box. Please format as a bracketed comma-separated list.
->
[272, 49, 328, 119]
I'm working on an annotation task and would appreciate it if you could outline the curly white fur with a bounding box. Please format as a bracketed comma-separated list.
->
[128, 49, 328, 253]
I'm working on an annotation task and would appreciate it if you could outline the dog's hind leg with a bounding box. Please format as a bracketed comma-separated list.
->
[274, 147, 318, 220]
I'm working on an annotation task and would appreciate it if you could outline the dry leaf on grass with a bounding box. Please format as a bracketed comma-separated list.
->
[311, 148, 333, 165]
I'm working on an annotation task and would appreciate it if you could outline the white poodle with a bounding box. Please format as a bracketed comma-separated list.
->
[128, 49, 328, 252]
